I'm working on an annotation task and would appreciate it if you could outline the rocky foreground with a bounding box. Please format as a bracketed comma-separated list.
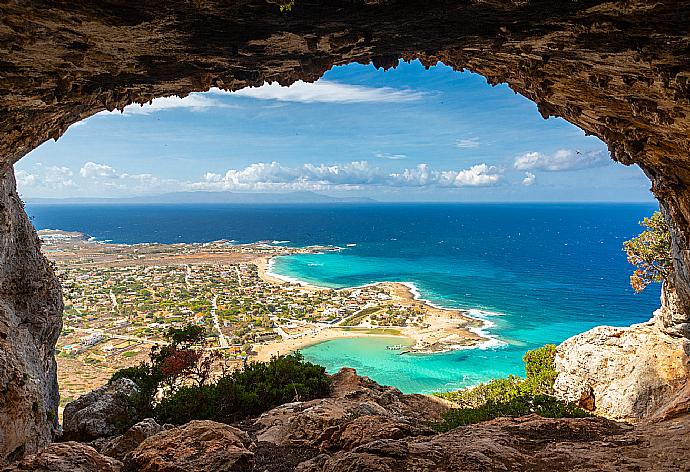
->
[4, 367, 690, 472]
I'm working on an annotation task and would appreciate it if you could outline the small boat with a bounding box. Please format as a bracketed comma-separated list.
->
[386, 344, 404, 350]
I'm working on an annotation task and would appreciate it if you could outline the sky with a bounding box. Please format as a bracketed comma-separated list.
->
[15, 60, 654, 202]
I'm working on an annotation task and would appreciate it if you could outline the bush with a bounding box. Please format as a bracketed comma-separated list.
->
[155, 352, 331, 425]
[437, 344, 558, 408]
[435, 395, 590, 432]
[433, 344, 588, 430]
[623, 210, 672, 293]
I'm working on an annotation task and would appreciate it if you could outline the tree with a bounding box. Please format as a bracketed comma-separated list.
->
[623, 211, 673, 293]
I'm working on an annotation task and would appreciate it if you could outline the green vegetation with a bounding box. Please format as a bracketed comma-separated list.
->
[340, 306, 380, 326]
[268, 0, 294, 12]
[624, 210, 673, 293]
[110, 325, 331, 426]
[434, 344, 589, 430]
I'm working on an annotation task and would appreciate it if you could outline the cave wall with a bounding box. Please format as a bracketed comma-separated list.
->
[0, 169, 62, 463]
[1, 0, 690, 459]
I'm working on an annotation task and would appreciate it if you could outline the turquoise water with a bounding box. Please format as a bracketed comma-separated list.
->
[27, 202, 661, 394]
[266, 204, 661, 394]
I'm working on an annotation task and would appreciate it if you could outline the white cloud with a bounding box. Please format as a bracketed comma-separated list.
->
[375, 152, 407, 160]
[15, 166, 76, 190]
[438, 164, 501, 187]
[192, 161, 501, 191]
[456, 137, 480, 149]
[15, 170, 37, 187]
[514, 149, 609, 171]
[522, 172, 536, 186]
[95, 93, 235, 117]
[227, 80, 425, 103]
[80, 162, 118, 178]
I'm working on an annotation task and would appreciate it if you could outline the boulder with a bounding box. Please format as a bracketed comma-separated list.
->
[96, 418, 166, 462]
[254, 368, 449, 450]
[554, 320, 690, 420]
[1, 442, 122, 472]
[62, 378, 140, 441]
[124, 420, 254, 472]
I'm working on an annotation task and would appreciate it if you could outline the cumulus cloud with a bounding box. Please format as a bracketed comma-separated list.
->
[15, 166, 76, 190]
[15, 170, 37, 187]
[80, 162, 118, 178]
[456, 137, 480, 149]
[514, 149, 609, 171]
[522, 172, 536, 186]
[438, 164, 501, 187]
[192, 161, 501, 191]
[227, 81, 425, 103]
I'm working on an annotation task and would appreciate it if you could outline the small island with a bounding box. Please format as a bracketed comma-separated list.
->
[40, 230, 490, 401]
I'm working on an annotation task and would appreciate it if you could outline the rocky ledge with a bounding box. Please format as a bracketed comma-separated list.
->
[555, 316, 690, 421]
[4, 366, 690, 472]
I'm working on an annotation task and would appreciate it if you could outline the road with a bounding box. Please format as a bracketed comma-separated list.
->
[211, 294, 229, 348]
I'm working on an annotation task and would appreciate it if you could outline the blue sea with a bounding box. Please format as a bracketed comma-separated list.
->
[27, 203, 661, 393]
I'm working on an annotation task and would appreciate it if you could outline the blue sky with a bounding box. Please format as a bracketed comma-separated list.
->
[16, 60, 653, 202]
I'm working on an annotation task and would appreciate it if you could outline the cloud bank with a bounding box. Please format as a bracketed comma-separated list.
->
[514, 149, 609, 171]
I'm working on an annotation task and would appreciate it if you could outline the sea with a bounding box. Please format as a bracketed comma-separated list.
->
[27, 202, 661, 394]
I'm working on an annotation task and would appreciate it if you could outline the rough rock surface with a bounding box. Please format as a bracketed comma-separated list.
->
[554, 319, 690, 420]
[1, 442, 122, 472]
[0, 171, 63, 463]
[94, 418, 166, 462]
[295, 414, 690, 472]
[254, 368, 448, 449]
[124, 420, 254, 472]
[62, 378, 140, 442]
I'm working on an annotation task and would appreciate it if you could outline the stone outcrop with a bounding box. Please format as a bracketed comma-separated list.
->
[0, 171, 63, 463]
[295, 414, 690, 472]
[254, 368, 449, 449]
[2, 0, 690, 460]
[554, 319, 690, 420]
[62, 378, 140, 442]
[123, 420, 254, 472]
[94, 419, 166, 462]
[1, 442, 122, 472]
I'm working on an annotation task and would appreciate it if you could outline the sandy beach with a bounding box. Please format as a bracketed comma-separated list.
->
[251, 256, 491, 361]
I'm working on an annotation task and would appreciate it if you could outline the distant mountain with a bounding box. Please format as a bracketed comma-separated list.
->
[26, 191, 377, 205]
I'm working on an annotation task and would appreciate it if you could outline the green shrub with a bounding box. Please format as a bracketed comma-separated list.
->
[155, 352, 331, 425]
[435, 395, 590, 432]
[433, 344, 585, 430]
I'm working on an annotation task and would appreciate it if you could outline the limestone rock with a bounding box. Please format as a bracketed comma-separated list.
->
[296, 414, 690, 472]
[0, 171, 63, 464]
[124, 420, 254, 472]
[254, 368, 449, 449]
[554, 320, 690, 420]
[1, 442, 122, 472]
[96, 418, 166, 462]
[62, 378, 140, 442]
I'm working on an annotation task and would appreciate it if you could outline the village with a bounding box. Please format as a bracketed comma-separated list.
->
[40, 230, 485, 402]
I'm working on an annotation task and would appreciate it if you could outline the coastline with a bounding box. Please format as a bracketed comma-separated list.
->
[253, 254, 503, 361]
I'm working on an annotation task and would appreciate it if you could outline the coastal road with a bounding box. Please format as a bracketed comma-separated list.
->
[211, 294, 230, 348]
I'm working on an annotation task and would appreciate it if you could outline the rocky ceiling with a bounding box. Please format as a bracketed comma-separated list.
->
[1, 0, 690, 462]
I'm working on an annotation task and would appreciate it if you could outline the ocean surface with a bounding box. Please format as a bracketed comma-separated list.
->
[27, 202, 661, 393]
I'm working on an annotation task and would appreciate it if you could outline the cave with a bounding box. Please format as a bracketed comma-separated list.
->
[1, 0, 690, 468]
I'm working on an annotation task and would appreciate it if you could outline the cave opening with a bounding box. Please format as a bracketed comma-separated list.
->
[2, 1, 690, 466]
[15, 60, 662, 406]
